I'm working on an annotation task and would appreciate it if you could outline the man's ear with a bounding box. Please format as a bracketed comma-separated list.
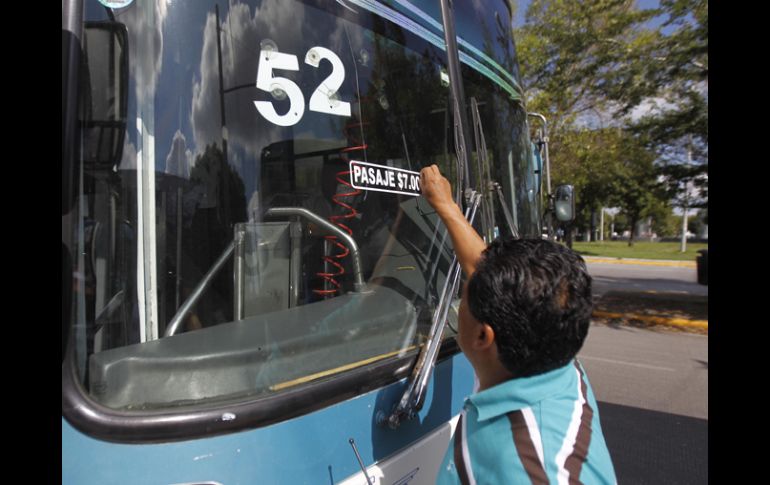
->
[473, 323, 496, 350]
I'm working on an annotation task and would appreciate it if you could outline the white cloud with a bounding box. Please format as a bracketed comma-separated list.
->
[115, 1, 168, 104]
[189, 0, 371, 162]
[118, 136, 137, 171]
[191, 1, 308, 160]
[164, 129, 191, 178]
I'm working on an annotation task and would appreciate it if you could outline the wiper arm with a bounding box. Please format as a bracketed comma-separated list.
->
[470, 97, 496, 242]
[470, 97, 520, 240]
[493, 182, 520, 239]
[385, 191, 482, 429]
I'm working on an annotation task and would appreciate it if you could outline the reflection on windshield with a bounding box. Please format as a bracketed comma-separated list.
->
[74, 0, 534, 410]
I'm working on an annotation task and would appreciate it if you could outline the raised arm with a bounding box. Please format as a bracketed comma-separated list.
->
[420, 165, 486, 277]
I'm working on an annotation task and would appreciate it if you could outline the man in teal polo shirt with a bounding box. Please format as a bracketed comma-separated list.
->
[420, 165, 616, 484]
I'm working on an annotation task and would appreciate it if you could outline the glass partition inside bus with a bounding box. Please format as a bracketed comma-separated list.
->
[65, 0, 536, 417]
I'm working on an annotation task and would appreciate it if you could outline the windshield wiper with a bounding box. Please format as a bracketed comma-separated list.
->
[385, 190, 481, 428]
[471, 96, 520, 240]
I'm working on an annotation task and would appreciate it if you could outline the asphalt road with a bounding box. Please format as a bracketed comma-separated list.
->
[580, 324, 708, 419]
[586, 261, 708, 298]
[578, 260, 709, 484]
[595, 401, 708, 484]
[580, 324, 709, 484]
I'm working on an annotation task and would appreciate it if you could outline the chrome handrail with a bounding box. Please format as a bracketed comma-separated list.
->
[265, 207, 365, 292]
[165, 242, 234, 337]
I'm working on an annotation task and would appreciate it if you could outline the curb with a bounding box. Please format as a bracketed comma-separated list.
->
[583, 257, 696, 268]
[592, 310, 707, 330]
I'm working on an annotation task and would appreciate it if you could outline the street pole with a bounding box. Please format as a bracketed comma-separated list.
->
[680, 191, 689, 252]
[600, 208, 604, 241]
[680, 136, 692, 253]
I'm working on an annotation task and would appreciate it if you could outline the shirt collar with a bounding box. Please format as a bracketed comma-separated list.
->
[466, 360, 578, 422]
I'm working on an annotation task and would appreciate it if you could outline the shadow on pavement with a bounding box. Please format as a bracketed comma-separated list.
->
[591, 275, 706, 296]
[598, 401, 707, 485]
[593, 290, 708, 334]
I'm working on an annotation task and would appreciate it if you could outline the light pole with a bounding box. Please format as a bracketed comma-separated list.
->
[600, 207, 604, 241]
[680, 135, 693, 252]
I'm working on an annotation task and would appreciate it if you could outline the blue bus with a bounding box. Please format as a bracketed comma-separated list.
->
[62, 0, 573, 482]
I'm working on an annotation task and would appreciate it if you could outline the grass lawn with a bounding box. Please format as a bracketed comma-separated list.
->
[571, 241, 708, 261]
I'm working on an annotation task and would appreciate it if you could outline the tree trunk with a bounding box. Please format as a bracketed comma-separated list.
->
[648, 216, 654, 242]
[628, 217, 638, 247]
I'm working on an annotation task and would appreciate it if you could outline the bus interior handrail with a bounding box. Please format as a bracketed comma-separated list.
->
[164, 206, 366, 338]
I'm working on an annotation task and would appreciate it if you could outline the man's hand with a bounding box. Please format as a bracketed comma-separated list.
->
[419, 164, 486, 277]
[420, 164, 456, 216]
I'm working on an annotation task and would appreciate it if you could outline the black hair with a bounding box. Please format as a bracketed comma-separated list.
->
[467, 238, 593, 378]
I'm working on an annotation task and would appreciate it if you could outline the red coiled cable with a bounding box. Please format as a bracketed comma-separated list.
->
[314, 121, 368, 297]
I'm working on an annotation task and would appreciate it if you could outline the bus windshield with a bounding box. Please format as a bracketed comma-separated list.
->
[68, 0, 538, 414]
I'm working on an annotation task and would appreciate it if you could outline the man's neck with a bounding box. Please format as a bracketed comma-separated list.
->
[476, 363, 514, 392]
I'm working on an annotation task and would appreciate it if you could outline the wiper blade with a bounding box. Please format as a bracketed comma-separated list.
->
[385, 191, 482, 428]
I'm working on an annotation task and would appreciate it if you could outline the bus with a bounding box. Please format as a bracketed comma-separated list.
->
[62, 0, 574, 483]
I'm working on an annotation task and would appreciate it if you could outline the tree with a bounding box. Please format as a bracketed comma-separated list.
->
[512, 0, 706, 247]
[616, 0, 708, 210]
[515, 0, 666, 241]
[550, 128, 627, 240]
[688, 208, 708, 237]
[649, 202, 679, 238]
[608, 135, 664, 246]
[611, 212, 629, 237]
[517, 0, 659, 140]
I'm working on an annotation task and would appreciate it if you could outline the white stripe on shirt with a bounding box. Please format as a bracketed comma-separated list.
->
[459, 410, 478, 485]
[521, 406, 546, 468]
[555, 367, 586, 485]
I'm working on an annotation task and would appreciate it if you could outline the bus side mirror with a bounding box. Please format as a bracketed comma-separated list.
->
[81, 21, 129, 171]
[554, 185, 575, 222]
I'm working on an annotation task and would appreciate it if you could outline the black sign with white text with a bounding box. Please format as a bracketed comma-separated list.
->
[349, 160, 421, 197]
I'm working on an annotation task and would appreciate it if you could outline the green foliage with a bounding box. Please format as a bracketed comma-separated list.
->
[608, 139, 664, 245]
[649, 200, 679, 237]
[611, 212, 629, 234]
[517, 0, 658, 136]
[621, 0, 708, 206]
[547, 127, 665, 243]
[688, 208, 708, 235]
[657, 160, 707, 209]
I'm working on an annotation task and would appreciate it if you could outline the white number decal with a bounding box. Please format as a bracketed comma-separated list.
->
[254, 50, 305, 127]
[305, 46, 351, 117]
[254, 44, 351, 126]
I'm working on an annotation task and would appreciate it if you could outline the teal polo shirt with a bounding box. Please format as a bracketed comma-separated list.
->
[436, 359, 616, 484]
